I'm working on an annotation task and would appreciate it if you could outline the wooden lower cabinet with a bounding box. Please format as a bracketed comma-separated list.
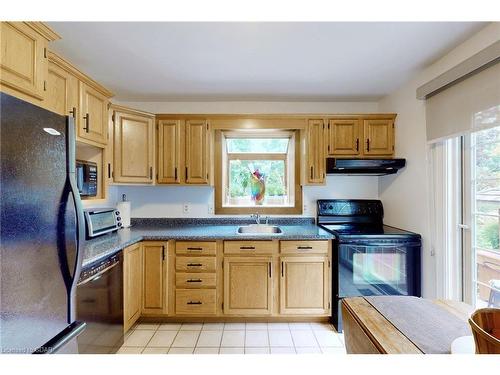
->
[279, 256, 330, 315]
[142, 242, 168, 315]
[223, 257, 273, 315]
[123, 243, 142, 332]
[124, 240, 331, 324]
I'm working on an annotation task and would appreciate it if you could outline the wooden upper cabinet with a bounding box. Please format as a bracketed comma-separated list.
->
[363, 118, 394, 156]
[157, 119, 182, 184]
[328, 119, 361, 156]
[142, 242, 167, 315]
[306, 119, 325, 185]
[113, 106, 155, 183]
[0, 22, 59, 104]
[280, 256, 330, 315]
[79, 83, 109, 144]
[45, 58, 78, 116]
[223, 257, 273, 315]
[185, 119, 209, 184]
[124, 243, 142, 333]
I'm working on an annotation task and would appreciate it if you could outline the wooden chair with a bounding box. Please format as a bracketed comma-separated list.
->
[468, 308, 500, 354]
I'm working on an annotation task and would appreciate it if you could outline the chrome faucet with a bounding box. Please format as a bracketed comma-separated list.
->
[251, 213, 261, 225]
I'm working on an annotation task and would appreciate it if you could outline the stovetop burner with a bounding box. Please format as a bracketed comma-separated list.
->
[316, 199, 420, 240]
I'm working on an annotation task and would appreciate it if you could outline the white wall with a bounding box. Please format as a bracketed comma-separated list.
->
[377, 23, 500, 299]
[108, 175, 379, 218]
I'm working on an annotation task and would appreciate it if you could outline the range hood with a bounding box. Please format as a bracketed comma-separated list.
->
[326, 158, 406, 176]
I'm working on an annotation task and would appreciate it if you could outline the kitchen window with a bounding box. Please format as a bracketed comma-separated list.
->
[214, 130, 302, 214]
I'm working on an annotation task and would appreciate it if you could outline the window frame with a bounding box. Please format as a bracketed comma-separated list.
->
[214, 129, 302, 215]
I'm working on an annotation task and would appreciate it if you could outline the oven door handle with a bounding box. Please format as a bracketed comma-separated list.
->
[77, 262, 119, 286]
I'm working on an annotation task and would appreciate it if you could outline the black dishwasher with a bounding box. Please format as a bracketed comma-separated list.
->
[76, 253, 124, 354]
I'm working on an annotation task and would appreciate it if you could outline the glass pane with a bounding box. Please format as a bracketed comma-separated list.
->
[227, 160, 287, 206]
[472, 124, 500, 308]
[226, 138, 289, 153]
[338, 244, 417, 297]
[475, 215, 499, 251]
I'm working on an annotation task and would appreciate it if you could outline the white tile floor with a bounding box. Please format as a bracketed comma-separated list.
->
[118, 322, 346, 354]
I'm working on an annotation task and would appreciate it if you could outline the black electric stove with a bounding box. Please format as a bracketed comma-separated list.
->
[317, 199, 421, 331]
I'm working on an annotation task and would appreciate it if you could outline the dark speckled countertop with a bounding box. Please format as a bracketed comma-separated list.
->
[81, 217, 334, 269]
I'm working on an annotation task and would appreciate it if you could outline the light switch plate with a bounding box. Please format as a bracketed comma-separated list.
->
[183, 203, 190, 214]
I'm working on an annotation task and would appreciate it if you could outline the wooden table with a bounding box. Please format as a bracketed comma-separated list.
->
[342, 297, 473, 354]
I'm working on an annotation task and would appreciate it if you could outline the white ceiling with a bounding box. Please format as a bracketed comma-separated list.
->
[48, 22, 487, 102]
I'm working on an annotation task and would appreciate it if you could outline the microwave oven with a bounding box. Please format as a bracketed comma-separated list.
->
[76, 160, 98, 197]
[84, 208, 122, 238]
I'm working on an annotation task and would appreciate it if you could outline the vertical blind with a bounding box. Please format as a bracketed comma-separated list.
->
[426, 61, 500, 143]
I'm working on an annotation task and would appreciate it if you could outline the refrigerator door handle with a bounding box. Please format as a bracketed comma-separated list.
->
[66, 116, 85, 292]
[33, 321, 86, 354]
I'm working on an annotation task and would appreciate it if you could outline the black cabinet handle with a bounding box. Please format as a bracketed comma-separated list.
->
[83, 113, 90, 132]
[356, 138, 359, 152]
[187, 247, 203, 251]
[366, 139, 370, 152]
[108, 163, 111, 179]
[268, 262, 272, 278]
[150, 167, 153, 179]
[239, 246, 255, 250]
[187, 301, 202, 305]
[281, 261, 284, 277]
[310, 166, 313, 179]
[187, 279, 202, 283]
[187, 263, 203, 267]
[297, 246, 313, 250]
[174, 167, 177, 180]
[185, 166, 188, 180]
[69, 107, 77, 119]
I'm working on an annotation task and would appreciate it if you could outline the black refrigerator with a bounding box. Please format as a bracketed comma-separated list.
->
[0, 93, 86, 354]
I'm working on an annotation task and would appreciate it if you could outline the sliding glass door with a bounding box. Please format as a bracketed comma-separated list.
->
[465, 121, 500, 308]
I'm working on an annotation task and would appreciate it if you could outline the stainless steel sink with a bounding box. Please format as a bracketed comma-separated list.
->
[237, 224, 283, 235]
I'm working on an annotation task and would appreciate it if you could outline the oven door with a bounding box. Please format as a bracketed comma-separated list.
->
[337, 240, 421, 298]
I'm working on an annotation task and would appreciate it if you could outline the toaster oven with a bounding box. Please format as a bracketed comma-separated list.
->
[84, 208, 122, 238]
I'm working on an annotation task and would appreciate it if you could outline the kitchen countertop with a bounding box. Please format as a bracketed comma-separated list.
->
[81, 218, 334, 270]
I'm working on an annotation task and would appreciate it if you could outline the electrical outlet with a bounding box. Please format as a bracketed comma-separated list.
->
[303, 203, 308, 213]
[183, 203, 190, 214]
[208, 204, 214, 214]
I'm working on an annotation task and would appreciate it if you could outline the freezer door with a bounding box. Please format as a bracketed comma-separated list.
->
[0, 93, 81, 353]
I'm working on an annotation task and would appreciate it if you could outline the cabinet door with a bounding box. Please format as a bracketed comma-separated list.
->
[113, 109, 154, 183]
[0, 22, 47, 101]
[142, 242, 167, 315]
[363, 119, 394, 156]
[328, 119, 360, 156]
[157, 119, 182, 184]
[79, 82, 109, 145]
[280, 257, 329, 315]
[306, 119, 325, 184]
[223, 257, 273, 315]
[45, 60, 78, 116]
[124, 244, 142, 332]
[185, 119, 209, 184]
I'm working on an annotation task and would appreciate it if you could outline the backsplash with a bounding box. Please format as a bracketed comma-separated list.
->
[103, 175, 378, 218]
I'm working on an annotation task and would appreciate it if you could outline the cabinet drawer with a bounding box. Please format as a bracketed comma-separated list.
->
[175, 289, 216, 315]
[176, 273, 216, 289]
[224, 241, 278, 255]
[175, 257, 217, 272]
[280, 241, 329, 254]
[176, 241, 216, 256]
